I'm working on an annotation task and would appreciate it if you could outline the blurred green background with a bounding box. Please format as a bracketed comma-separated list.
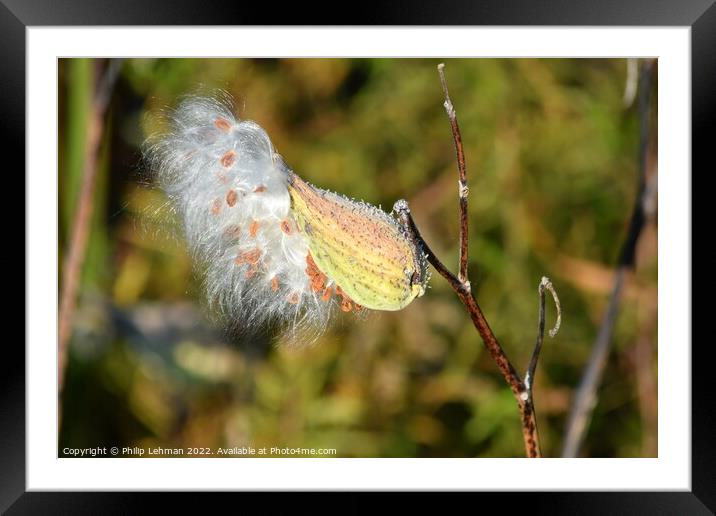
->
[58, 58, 657, 458]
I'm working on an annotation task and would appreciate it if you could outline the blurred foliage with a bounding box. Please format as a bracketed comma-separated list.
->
[58, 58, 657, 458]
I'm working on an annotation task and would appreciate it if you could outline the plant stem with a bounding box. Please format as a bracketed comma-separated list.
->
[58, 59, 123, 394]
[437, 63, 470, 285]
[396, 201, 552, 458]
[526, 277, 562, 393]
[395, 63, 562, 457]
[561, 59, 655, 457]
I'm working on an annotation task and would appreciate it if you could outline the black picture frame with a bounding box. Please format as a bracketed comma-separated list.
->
[6, 0, 711, 512]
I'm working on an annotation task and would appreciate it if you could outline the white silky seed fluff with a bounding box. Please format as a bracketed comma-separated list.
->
[145, 96, 337, 336]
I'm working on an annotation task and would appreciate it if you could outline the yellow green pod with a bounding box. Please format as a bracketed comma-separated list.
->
[287, 172, 428, 311]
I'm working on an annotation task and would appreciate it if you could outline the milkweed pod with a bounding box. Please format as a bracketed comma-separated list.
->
[145, 92, 429, 338]
[286, 171, 428, 311]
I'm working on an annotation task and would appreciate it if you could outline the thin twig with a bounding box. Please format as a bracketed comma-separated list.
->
[394, 202, 538, 456]
[58, 59, 123, 394]
[396, 203, 522, 394]
[561, 59, 655, 457]
[561, 267, 626, 457]
[525, 277, 562, 394]
[437, 63, 470, 285]
[394, 65, 564, 457]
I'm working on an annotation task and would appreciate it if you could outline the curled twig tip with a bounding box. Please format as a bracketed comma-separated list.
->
[539, 276, 562, 338]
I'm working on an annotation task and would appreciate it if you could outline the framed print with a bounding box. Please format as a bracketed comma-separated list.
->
[6, 0, 711, 511]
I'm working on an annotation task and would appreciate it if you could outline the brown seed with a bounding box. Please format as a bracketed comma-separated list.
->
[332, 284, 361, 313]
[234, 247, 263, 279]
[321, 287, 332, 302]
[305, 253, 327, 293]
[226, 189, 238, 207]
[279, 219, 292, 235]
[220, 150, 236, 168]
[214, 118, 232, 133]
[224, 224, 241, 239]
[340, 298, 353, 312]
[211, 198, 222, 215]
[254, 185, 267, 193]
[249, 220, 260, 238]
[271, 276, 280, 292]
[235, 248, 262, 265]
[287, 292, 300, 305]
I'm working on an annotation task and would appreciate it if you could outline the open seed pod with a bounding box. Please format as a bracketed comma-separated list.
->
[286, 170, 429, 312]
